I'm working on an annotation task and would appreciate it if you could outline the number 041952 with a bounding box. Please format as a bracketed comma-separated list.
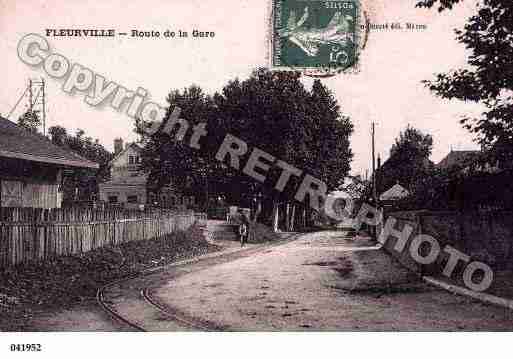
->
[10, 344, 42, 352]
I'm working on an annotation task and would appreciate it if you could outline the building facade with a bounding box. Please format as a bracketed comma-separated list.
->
[98, 139, 195, 209]
[0, 116, 98, 208]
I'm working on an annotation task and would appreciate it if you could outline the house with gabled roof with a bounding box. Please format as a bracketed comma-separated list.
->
[0, 116, 98, 208]
[98, 138, 195, 209]
[436, 150, 480, 171]
[436, 149, 502, 175]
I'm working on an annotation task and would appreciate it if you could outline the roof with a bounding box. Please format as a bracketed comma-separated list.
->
[380, 183, 409, 201]
[0, 116, 99, 169]
[437, 150, 480, 170]
[109, 142, 142, 166]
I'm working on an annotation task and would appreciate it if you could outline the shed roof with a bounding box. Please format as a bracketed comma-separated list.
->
[379, 183, 409, 201]
[0, 116, 98, 169]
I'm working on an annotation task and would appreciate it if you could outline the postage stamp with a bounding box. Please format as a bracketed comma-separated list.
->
[271, 0, 361, 75]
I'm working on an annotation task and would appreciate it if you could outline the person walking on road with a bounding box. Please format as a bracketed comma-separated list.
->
[238, 210, 250, 247]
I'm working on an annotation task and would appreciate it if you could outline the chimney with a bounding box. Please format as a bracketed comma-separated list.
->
[114, 138, 124, 155]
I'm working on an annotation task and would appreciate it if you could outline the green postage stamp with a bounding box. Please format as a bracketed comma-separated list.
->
[271, 0, 361, 75]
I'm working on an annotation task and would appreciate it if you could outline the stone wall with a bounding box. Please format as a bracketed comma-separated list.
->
[420, 211, 513, 270]
[381, 210, 513, 275]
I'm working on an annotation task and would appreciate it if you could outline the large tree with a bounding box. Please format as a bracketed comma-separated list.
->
[135, 85, 223, 209]
[215, 69, 353, 228]
[417, 0, 513, 147]
[214, 70, 314, 227]
[306, 80, 353, 190]
[137, 69, 354, 229]
[377, 125, 434, 192]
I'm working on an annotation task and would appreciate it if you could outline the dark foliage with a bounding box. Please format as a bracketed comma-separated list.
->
[136, 69, 354, 221]
[17, 110, 41, 133]
[417, 0, 513, 148]
[377, 126, 434, 193]
[48, 126, 113, 202]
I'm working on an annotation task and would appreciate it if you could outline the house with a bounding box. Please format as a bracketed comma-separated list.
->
[0, 116, 98, 208]
[98, 140, 147, 208]
[98, 138, 195, 209]
[436, 150, 480, 171]
[437, 150, 501, 174]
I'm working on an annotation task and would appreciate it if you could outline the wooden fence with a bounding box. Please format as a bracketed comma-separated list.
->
[0, 207, 205, 268]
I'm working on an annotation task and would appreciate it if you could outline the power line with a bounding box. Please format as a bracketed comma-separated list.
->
[7, 79, 47, 135]
[7, 85, 29, 119]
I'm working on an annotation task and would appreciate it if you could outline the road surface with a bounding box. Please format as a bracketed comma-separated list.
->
[31, 231, 513, 331]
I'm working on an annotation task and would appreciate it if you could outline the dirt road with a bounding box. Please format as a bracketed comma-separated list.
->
[29, 231, 513, 331]
[151, 231, 513, 330]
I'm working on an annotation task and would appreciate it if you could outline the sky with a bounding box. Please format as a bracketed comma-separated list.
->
[0, 0, 483, 177]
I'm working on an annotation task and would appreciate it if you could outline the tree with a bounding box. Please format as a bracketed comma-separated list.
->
[48, 125, 67, 146]
[137, 69, 354, 230]
[306, 80, 353, 190]
[417, 0, 513, 147]
[390, 125, 433, 159]
[135, 85, 222, 209]
[215, 69, 353, 229]
[215, 69, 313, 229]
[377, 125, 434, 192]
[18, 110, 41, 133]
[337, 175, 372, 221]
[48, 126, 113, 203]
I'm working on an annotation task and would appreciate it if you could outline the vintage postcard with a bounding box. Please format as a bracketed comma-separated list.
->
[0, 0, 512, 357]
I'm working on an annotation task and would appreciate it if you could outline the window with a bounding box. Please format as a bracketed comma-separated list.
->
[127, 195, 138, 204]
[128, 155, 135, 165]
[108, 196, 118, 204]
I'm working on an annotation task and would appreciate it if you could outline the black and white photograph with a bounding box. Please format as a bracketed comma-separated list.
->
[0, 0, 512, 357]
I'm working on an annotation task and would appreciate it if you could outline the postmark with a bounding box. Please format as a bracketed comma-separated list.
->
[271, 0, 363, 76]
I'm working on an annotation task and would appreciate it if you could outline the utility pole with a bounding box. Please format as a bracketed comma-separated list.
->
[27, 78, 47, 135]
[371, 122, 377, 205]
[371, 122, 378, 240]
[41, 78, 46, 136]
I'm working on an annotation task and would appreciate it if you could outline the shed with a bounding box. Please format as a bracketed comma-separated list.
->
[0, 116, 98, 208]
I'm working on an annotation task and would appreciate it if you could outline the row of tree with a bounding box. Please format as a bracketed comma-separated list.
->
[135, 69, 354, 229]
